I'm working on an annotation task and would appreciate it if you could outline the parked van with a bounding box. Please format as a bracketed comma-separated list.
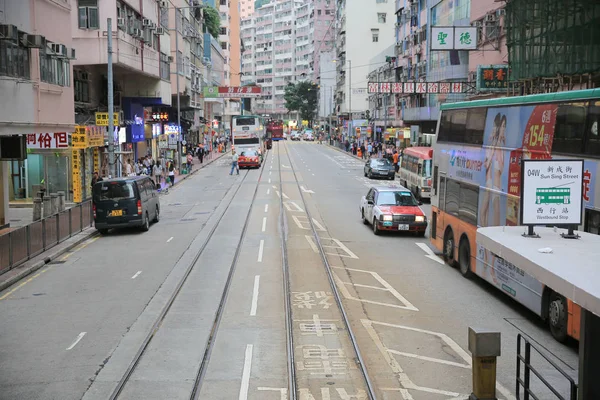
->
[92, 176, 160, 234]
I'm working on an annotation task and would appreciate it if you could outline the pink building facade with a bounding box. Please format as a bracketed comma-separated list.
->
[0, 0, 76, 227]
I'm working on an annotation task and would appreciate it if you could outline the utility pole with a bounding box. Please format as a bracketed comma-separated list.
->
[175, 8, 182, 169]
[107, 18, 116, 178]
[348, 59, 352, 121]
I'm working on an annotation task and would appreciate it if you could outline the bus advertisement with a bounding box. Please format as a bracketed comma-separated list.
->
[398, 147, 433, 200]
[431, 89, 600, 342]
[231, 115, 265, 151]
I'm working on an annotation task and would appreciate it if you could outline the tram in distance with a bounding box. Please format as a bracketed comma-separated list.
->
[431, 88, 600, 343]
[267, 119, 284, 141]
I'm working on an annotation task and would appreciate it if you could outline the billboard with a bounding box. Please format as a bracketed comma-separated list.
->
[203, 86, 262, 98]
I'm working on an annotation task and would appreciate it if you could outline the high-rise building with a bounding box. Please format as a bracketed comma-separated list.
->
[311, 0, 336, 82]
[334, 0, 395, 120]
[240, 0, 255, 19]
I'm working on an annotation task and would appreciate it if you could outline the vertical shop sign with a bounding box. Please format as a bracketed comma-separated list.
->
[93, 147, 100, 174]
[71, 149, 82, 203]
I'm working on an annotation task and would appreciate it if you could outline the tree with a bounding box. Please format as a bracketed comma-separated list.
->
[203, 6, 220, 40]
[284, 81, 319, 123]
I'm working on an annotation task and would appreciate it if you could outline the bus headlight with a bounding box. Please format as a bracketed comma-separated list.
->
[415, 216, 425, 222]
[382, 215, 393, 221]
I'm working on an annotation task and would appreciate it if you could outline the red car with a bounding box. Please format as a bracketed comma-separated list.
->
[238, 149, 261, 169]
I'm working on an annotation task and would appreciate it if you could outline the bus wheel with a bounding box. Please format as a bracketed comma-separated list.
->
[443, 229, 456, 266]
[548, 292, 568, 342]
[458, 238, 473, 278]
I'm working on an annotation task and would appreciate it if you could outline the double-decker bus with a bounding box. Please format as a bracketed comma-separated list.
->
[398, 146, 434, 200]
[231, 115, 265, 152]
[431, 88, 600, 343]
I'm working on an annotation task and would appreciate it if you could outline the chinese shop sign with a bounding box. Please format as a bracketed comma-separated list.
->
[477, 65, 509, 91]
[26, 132, 69, 149]
[71, 149, 82, 203]
[431, 27, 477, 51]
[368, 81, 466, 94]
[95, 112, 120, 127]
[203, 86, 262, 98]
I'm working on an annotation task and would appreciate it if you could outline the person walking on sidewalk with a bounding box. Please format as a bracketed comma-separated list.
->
[168, 161, 175, 186]
[230, 148, 239, 175]
[153, 161, 163, 187]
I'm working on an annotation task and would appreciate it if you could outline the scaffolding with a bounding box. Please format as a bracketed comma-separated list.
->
[506, 0, 600, 94]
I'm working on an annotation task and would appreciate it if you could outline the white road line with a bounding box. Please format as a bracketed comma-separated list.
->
[269, 171, 272, 175]
[387, 349, 470, 369]
[264, 204, 269, 212]
[416, 243, 445, 265]
[66, 332, 86, 350]
[250, 275, 260, 316]
[268, 178, 271, 183]
[131, 271, 142, 279]
[238, 344, 254, 400]
[282, 192, 289, 199]
[266, 188, 270, 195]
[166, 237, 174, 243]
[257, 240, 264, 262]
[262, 217, 267, 232]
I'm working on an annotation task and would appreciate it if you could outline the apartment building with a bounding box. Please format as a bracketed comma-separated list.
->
[335, 0, 395, 121]
[312, 0, 335, 82]
[240, 0, 255, 19]
[0, 0, 76, 225]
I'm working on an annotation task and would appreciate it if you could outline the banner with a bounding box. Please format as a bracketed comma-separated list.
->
[368, 81, 466, 94]
[203, 86, 262, 98]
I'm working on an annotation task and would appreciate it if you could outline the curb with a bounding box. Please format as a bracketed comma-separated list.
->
[0, 228, 98, 293]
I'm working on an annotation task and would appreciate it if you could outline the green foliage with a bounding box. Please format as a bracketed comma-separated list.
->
[203, 6, 221, 40]
[284, 81, 319, 122]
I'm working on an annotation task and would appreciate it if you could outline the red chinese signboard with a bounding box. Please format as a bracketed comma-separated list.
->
[26, 132, 69, 149]
[203, 86, 262, 98]
[368, 81, 465, 94]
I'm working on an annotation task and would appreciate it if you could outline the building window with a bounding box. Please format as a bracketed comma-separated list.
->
[74, 71, 90, 103]
[40, 55, 70, 87]
[160, 53, 170, 81]
[221, 42, 227, 50]
[371, 29, 379, 42]
[220, 27, 227, 35]
[220, 0, 227, 4]
[0, 41, 30, 79]
[378, 13, 387, 23]
[78, 0, 99, 30]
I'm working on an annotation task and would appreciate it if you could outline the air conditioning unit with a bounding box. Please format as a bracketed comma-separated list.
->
[496, 8, 506, 17]
[117, 18, 126, 28]
[469, 71, 476, 82]
[51, 43, 68, 58]
[415, 46, 422, 54]
[159, 0, 168, 8]
[133, 28, 141, 37]
[202, 56, 210, 65]
[402, 9, 410, 15]
[143, 18, 151, 27]
[485, 13, 497, 22]
[168, 55, 174, 62]
[157, 27, 165, 35]
[403, 49, 409, 57]
[0, 24, 19, 43]
[21, 34, 46, 48]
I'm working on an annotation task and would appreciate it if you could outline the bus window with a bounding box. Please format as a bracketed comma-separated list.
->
[438, 176, 446, 211]
[423, 159, 432, 178]
[445, 179, 460, 217]
[584, 101, 600, 156]
[553, 102, 587, 154]
[459, 183, 479, 226]
[465, 108, 486, 144]
[417, 163, 422, 176]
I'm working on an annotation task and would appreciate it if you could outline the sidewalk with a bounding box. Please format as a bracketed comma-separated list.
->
[0, 149, 227, 293]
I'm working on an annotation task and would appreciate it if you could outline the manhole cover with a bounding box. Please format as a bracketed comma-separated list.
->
[180, 218, 197, 222]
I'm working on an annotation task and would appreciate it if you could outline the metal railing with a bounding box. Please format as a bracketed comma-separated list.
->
[516, 334, 578, 400]
[0, 200, 94, 275]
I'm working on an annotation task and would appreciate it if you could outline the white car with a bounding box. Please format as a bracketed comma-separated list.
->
[359, 185, 427, 236]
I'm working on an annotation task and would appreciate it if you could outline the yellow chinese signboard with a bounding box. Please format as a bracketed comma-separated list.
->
[72, 125, 105, 148]
[72, 126, 89, 149]
[93, 147, 100, 173]
[95, 112, 120, 127]
[71, 149, 82, 203]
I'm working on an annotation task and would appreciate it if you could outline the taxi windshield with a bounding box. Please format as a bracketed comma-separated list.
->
[372, 159, 392, 167]
[240, 150, 257, 157]
[377, 191, 419, 206]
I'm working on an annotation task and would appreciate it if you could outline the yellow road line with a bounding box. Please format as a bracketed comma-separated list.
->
[1, 235, 99, 301]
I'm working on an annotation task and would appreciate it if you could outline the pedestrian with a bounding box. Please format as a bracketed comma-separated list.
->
[92, 171, 103, 186]
[187, 153, 193, 172]
[230, 148, 239, 175]
[393, 150, 399, 173]
[168, 161, 175, 186]
[153, 161, 163, 187]
[360, 143, 366, 159]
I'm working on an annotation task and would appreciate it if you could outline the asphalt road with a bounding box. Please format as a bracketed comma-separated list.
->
[0, 141, 579, 400]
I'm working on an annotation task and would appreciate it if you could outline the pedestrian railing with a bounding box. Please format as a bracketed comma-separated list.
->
[0, 200, 93, 276]
[516, 334, 577, 400]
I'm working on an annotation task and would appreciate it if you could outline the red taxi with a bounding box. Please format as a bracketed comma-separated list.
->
[359, 185, 427, 236]
[238, 149, 261, 169]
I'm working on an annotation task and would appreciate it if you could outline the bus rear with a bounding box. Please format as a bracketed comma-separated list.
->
[231, 115, 264, 151]
[398, 147, 433, 200]
[430, 89, 600, 343]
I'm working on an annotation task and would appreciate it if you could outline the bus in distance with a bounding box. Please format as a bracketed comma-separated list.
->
[398, 146, 433, 200]
[431, 88, 600, 343]
[231, 115, 265, 152]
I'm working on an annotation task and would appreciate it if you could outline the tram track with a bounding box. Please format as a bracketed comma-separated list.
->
[276, 141, 377, 400]
[106, 153, 269, 400]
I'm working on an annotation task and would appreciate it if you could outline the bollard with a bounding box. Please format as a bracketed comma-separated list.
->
[42, 195, 52, 218]
[468, 327, 501, 400]
[57, 191, 66, 212]
[37, 191, 44, 200]
[50, 193, 58, 215]
[32, 197, 43, 221]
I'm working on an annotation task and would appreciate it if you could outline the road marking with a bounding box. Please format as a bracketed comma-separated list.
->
[362, 320, 515, 400]
[66, 332, 86, 350]
[264, 204, 269, 212]
[322, 238, 359, 259]
[291, 215, 326, 231]
[300, 185, 315, 194]
[250, 275, 260, 316]
[131, 271, 142, 279]
[238, 344, 254, 400]
[272, 185, 277, 189]
[262, 217, 267, 232]
[269, 171, 272, 175]
[0, 266, 53, 301]
[283, 201, 304, 212]
[282, 164, 290, 168]
[332, 267, 418, 311]
[60, 236, 100, 261]
[312, 173, 315, 176]
[416, 242, 444, 265]
[266, 188, 270, 195]
[257, 240, 264, 262]
[268, 178, 271, 183]
[167, 236, 174, 243]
